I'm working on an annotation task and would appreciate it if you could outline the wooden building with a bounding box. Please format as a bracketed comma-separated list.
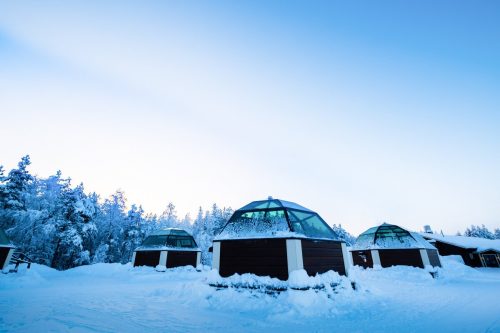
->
[0, 228, 16, 272]
[211, 198, 350, 280]
[351, 223, 441, 269]
[420, 233, 500, 268]
[132, 228, 201, 269]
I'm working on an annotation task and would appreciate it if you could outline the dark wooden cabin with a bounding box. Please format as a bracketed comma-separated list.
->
[0, 228, 16, 272]
[133, 228, 201, 269]
[420, 233, 500, 268]
[212, 198, 349, 280]
[351, 223, 441, 269]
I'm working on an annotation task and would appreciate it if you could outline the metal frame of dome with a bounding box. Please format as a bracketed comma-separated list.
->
[351, 223, 442, 270]
[355, 223, 419, 247]
[212, 198, 350, 281]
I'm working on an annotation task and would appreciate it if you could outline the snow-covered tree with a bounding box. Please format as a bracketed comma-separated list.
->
[93, 191, 127, 263]
[0, 155, 35, 232]
[192, 204, 233, 265]
[331, 224, 356, 245]
[120, 204, 146, 263]
[50, 183, 98, 270]
[494, 228, 500, 240]
[0, 156, 240, 270]
[159, 202, 178, 229]
[464, 225, 495, 239]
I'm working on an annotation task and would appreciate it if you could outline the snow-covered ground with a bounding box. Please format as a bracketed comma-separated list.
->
[1, 258, 499, 333]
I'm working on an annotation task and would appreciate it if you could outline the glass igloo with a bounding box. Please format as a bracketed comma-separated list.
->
[133, 228, 200, 269]
[212, 198, 349, 280]
[351, 223, 441, 269]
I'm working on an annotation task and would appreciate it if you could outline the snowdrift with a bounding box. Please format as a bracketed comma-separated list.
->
[1, 257, 499, 333]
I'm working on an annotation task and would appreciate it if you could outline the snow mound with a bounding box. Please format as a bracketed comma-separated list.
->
[1, 261, 500, 332]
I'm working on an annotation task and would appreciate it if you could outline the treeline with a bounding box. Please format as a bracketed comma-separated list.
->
[461, 225, 500, 240]
[0, 156, 233, 269]
[0, 155, 355, 270]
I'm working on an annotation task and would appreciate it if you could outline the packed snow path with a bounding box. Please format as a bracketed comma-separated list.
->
[1, 259, 499, 333]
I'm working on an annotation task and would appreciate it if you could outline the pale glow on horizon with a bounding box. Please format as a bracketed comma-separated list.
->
[1, 1, 499, 235]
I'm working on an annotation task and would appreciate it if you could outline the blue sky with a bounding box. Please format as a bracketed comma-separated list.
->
[0, 1, 499, 235]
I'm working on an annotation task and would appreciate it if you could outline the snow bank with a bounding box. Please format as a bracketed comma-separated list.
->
[1, 260, 499, 333]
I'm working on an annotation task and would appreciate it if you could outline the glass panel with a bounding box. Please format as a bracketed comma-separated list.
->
[372, 225, 417, 248]
[239, 200, 282, 211]
[218, 209, 290, 238]
[376, 226, 411, 241]
[169, 229, 188, 236]
[287, 210, 336, 238]
[142, 235, 168, 246]
[279, 200, 313, 212]
[166, 236, 197, 248]
[239, 200, 268, 210]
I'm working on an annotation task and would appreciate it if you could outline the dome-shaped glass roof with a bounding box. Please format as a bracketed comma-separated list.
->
[138, 228, 198, 249]
[238, 199, 314, 213]
[216, 198, 338, 240]
[353, 223, 436, 250]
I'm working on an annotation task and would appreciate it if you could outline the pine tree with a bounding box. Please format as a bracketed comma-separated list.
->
[93, 191, 127, 263]
[2, 155, 33, 211]
[0, 156, 35, 232]
[50, 183, 98, 270]
[121, 204, 146, 263]
[331, 224, 356, 245]
[159, 202, 178, 229]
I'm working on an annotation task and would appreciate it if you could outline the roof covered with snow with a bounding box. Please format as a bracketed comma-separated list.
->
[420, 233, 500, 253]
[352, 223, 436, 250]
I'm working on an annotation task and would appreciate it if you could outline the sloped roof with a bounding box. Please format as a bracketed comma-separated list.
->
[352, 223, 436, 250]
[420, 233, 500, 253]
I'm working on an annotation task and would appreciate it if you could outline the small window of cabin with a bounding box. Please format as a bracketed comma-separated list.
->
[166, 236, 197, 248]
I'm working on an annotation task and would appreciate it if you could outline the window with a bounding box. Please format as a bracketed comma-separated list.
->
[166, 236, 197, 248]
[287, 210, 336, 238]
[142, 235, 197, 248]
[142, 235, 168, 246]
[219, 209, 290, 238]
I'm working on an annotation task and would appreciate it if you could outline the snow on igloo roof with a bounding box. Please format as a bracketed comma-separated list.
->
[353, 223, 436, 250]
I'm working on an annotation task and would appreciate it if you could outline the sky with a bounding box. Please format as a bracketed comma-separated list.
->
[0, 0, 499, 235]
